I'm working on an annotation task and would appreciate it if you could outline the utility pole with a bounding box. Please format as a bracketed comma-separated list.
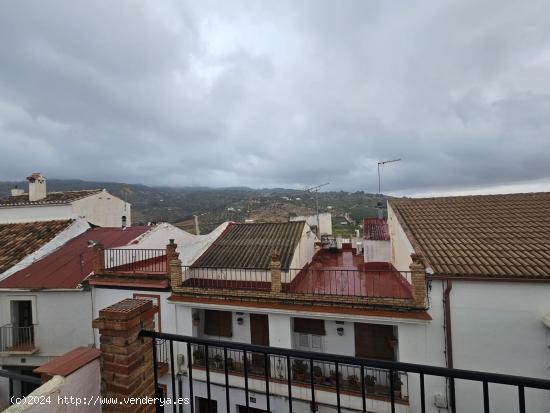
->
[377, 159, 401, 219]
[304, 182, 329, 237]
[377, 159, 401, 195]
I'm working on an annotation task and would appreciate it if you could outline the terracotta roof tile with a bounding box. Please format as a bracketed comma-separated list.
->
[0, 220, 74, 273]
[0, 189, 102, 206]
[34, 347, 101, 377]
[192, 221, 305, 269]
[363, 218, 390, 240]
[390, 192, 550, 278]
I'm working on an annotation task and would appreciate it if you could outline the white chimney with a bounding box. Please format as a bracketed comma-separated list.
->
[27, 173, 47, 201]
[11, 185, 24, 196]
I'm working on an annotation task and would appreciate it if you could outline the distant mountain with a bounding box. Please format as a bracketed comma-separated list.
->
[0, 179, 389, 231]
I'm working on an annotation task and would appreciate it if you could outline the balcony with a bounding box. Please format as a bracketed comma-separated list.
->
[142, 330, 550, 413]
[155, 338, 170, 377]
[103, 248, 168, 274]
[0, 324, 38, 354]
[191, 344, 409, 403]
[179, 248, 416, 308]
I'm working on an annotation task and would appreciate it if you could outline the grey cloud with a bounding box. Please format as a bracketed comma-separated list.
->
[0, 0, 549, 194]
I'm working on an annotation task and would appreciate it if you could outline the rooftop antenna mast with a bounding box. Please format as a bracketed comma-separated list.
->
[304, 182, 329, 237]
[377, 159, 401, 218]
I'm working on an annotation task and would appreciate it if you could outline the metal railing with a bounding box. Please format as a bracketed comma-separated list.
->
[182, 267, 272, 291]
[140, 330, 550, 413]
[0, 369, 43, 404]
[104, 249, 167, 273]
[0, 324, 36, 352]
[190, 344, 408, 399]
[181, 265, 412, 299]
[284, 267, 412, 298]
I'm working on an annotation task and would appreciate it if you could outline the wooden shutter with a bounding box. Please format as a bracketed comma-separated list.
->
[354, 323, 395, 361]
[204, 310, 232, 337]
[293, 318, 326, 335]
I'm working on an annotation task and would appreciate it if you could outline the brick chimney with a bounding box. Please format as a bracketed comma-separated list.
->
[410, 252, 428, 308]
[92, 299, 157, 413]
[27, 172, 47, 201]
[270, 250, 282, 293]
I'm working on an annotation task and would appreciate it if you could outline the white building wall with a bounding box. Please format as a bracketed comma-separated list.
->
[71, 190, 131, 227]
[0, 204, 74, 224]
[443, 280, 550, 412]
[363, 240, 391, 263]
[288, 224, 316, 271]
[0, 291, 95, 367]
[291, 213, 333, 235]
[387, 203, 414, 282]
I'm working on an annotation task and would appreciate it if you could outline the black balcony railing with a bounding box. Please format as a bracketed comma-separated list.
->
[104, 248, 167, 273]
[0, 324, 36, 352]
[139, 330, 550, 413]
[181, 266, 412, 299]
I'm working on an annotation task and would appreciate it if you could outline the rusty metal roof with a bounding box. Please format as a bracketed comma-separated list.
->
[0, 226, 150, 289]
[0, 220, 74, 274]
[192, 221, 306, 269]
[0, 189, 103, 207]
[390, 192, 550, 278]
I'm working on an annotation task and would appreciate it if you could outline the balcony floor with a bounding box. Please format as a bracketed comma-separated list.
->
[287, 249, 413, 299]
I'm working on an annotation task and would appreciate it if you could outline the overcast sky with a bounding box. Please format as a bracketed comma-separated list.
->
[0, 1, 549, 196]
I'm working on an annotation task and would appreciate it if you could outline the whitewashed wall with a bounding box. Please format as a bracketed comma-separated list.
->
[363, 240, 391, 263]
[291, 213, 333, 235]
[387, 203, 414, 282]
[71, 190, 131, 227]
[288, 224, 316, 271]
[0, 204, 73, 224]
[0, 291, 95, 361]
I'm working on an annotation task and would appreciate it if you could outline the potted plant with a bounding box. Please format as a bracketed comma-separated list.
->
[213, 354, 223, 369]
[365, 375, 376, 393]
[347, 374, 360, 391]
[330, 370, 342, 384]
[393, 376, 403, 399]
[292, 359, 308, 382]
[192, 348, 205, 366]
[312, 366, 323, 384]
[226, 357, 235, 371]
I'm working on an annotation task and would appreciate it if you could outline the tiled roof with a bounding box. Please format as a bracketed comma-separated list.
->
[0, 189, 103, 206]
[363, 218, 390, 240]
[192, 221, 305, 269]
[0, 226, 151, 289]
[0, 220, 74, 273]
[390, 192, 550, 278]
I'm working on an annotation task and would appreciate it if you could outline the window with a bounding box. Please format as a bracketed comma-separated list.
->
[293, 318, 325, 335]
[121, 216, 127, 228]
[354, 323, 396, 361]
[204, 310, 232, 337]
[294, 318, 325, 352]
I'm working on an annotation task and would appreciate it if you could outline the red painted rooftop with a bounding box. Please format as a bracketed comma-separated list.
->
[363, 218, 390, 241]
[289, 248, 413, 299]
[0, 226, 150, 289]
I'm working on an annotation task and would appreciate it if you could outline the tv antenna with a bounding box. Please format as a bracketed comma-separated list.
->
[377, 159, 401, 195]
[304, 182, 329, 237]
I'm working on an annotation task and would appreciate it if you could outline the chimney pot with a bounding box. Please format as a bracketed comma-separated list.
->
[26, 173, 47, 201]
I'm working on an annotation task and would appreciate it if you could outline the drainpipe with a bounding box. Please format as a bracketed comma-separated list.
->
[443, 280, 455, 411]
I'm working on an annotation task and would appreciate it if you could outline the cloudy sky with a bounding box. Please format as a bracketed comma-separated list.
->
[0, 1, 549, 195]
